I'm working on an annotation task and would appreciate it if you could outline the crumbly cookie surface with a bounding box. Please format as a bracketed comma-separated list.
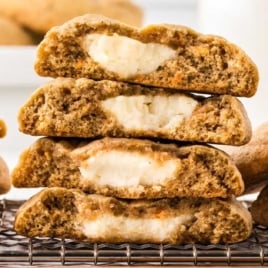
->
[18, 78, 252, 145]
[35, 14, 258, 97]
[12, 137, 244, 199]
[14, 187, 252, 244]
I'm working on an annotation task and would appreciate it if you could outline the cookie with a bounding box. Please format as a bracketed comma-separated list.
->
[251, 184, 268, 226]
[0, 0, 143, 34]
[0, 155, 10, 195]
[0, 15, 33, 45]
[12, 137, 244, 199]
[35, 14, 258, 97]
[0, 119, 10, 194]
[18, 78, 252, 145]
[14, 187, 252, 244]
[224, 123, 268, 193]
[0, 119, 7, 138]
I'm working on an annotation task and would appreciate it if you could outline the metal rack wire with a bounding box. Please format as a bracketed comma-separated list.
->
[1, 199, 268, 266]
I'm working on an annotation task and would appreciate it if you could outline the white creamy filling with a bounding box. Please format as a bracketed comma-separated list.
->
[82, 215, 193, 241]
[85, 33, 176, 78]
[102, 95, 198, 130]
[79, 151, 179, 187]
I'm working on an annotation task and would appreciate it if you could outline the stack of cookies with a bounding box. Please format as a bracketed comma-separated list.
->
[12, 15, 259, 245]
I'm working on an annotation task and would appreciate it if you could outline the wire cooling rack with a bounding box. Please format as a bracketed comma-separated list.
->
[1, 199, 268, 266]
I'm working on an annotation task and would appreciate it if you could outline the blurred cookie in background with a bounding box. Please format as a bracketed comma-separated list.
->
[223, 123, 268, 194]
[0, 118, 7, 137]
[251, 184, 268, 226]
[0, 155, 10, 194]
[97, 0, 143, 28]
[0, 0, 143, 36]
[0, 15, 34, 45]
[0, 119, 10, 194]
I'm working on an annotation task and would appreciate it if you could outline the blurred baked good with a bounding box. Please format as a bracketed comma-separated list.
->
[17, 78, 251, 145]
[0, 0, 143, 34]
[12, 137, 244, 199]
[14, 187, 252, 244]
[224, 123, 268, 194]
[251, 184, 268, 226]
[0, 119, 7, 138]
[0, 119, 10, 194]
[0, 155, 10, 194]
[35, 14, 258, 97]
[0, 15, 33, 45]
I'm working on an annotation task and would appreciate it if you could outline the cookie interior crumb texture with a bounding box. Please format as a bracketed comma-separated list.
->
[14, 187, 252, 244]
[17, 78, 252, 145]
[34, 14, 258, 97]
[12, 137, 244, 199]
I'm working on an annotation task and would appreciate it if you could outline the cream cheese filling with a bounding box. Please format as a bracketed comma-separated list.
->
[102, 94, 198, 131]
[85, 33, 176, 78]
[79, 151, 179, 187]
[82, 215, 193, 241]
